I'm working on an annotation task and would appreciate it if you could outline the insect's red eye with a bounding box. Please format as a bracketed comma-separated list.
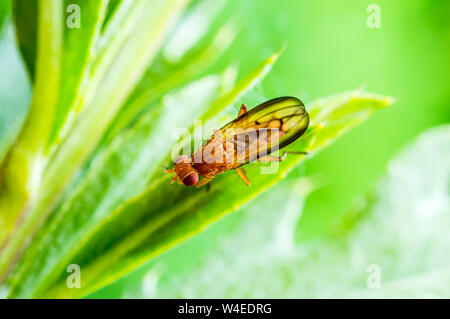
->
[182, 173, 198, 186]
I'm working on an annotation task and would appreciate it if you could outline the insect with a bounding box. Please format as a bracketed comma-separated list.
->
[166, 96, 309, 188]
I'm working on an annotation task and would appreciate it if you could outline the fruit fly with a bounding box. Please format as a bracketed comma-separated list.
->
[166, 96, 309, 188]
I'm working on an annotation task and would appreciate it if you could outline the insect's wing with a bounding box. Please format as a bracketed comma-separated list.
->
[221, 96, 310, 165]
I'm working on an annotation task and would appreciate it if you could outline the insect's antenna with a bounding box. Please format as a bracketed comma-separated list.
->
[158, 164, 173, 173]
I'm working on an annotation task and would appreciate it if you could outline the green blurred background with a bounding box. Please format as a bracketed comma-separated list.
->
[88, 0, 449, 297]
[1, 0, 448, 298]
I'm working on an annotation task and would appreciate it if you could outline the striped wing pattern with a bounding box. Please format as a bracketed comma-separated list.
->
[208, 97, 309, 167]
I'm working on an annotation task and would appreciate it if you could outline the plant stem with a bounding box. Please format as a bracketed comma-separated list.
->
[0, 0, 63, 282]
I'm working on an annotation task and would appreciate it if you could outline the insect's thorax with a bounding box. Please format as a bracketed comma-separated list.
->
[192, 137, 237, 178]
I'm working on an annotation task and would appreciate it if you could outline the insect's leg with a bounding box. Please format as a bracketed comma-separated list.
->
[259, 151, 309, 162]
[235, 167, 251, 186]
[166, 168, 178, 184]
[196, 177, 214, 188]
[206, 182, 211, 193]
[237, 104, 248, 117]
[258, 153, 288, 162]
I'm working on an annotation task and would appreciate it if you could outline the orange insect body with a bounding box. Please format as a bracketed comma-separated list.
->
[166, 97, 309, 187]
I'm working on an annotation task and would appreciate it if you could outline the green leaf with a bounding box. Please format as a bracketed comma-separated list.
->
[41, 0, 188, 208]
[0, 0, 11, 32]
[0, 0, 64, 271]
[146, 125, 450, 298]
[49, 0, 110, 145]
[0, 0, 108, 280]
[12, 0, 37, 80]
[5, 49, 282, 298]
[0, 0, 393, 300]
[102, 20, 237, 144]
[42, 91, 390, 298]
[0, 0, 188, 283]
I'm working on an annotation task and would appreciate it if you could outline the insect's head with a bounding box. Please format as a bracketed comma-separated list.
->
[170, 155, 199, 187]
